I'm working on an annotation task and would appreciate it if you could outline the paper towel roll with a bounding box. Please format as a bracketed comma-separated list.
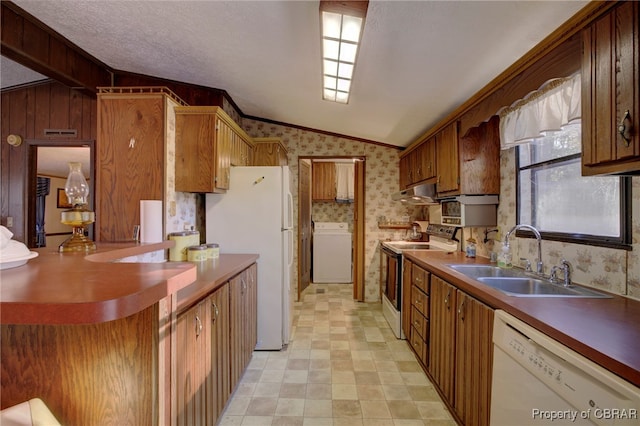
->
[140, 200, 163, 243]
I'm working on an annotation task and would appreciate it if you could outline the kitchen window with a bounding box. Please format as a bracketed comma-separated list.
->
[516, 123, 630, 249]
[500, 73, 631, 249]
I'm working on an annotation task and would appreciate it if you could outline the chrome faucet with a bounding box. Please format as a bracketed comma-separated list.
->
[504, 224, 543, 276]
[550, 259, 572, 287]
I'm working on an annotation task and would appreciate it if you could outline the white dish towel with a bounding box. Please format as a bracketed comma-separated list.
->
[335, 163, 355, 202]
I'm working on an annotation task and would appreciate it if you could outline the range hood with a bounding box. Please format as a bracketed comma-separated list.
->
[391, 183, 438, 205]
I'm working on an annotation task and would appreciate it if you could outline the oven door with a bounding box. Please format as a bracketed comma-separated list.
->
[380, 244, 402, 311]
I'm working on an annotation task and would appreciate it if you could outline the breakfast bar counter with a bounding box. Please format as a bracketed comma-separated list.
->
[0, 242, 259, 425]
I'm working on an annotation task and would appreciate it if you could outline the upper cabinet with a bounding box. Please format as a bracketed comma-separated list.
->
[175, 106, 254, 193]
[252, 137, 288, 166]
[96, 88, 185, 242]
[435, 122, 460, 195]
[400, 117, 500, 197]
[312, 162, 336, 201]
[581, 1, 639, 175]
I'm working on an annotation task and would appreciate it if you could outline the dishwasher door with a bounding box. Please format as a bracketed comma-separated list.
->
[491, 310, 640, 425]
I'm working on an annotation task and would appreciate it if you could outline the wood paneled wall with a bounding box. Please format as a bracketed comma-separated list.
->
[0, 81, 96, 243]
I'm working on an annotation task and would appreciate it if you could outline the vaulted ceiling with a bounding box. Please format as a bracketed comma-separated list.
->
[3, 0, 589, 147]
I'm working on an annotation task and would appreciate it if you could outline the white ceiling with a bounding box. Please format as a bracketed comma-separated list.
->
[4, 0, 588, 147]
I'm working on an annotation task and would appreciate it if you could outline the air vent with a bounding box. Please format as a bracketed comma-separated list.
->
[44, 129, 77, 138]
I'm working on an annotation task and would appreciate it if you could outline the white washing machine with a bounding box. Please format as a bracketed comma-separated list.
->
[313, 222, 352, 283]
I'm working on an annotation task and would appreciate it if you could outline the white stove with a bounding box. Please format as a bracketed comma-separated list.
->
[380, 224, 460, 339]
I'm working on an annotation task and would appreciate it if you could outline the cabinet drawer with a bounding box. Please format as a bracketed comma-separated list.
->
[410, 326, 428, 365]
[412, 264, 430, 294]
[411, 285, 429, 317]
[411, 306, 429, 339]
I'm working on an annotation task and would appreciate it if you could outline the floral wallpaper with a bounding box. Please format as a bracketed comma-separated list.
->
[461, 148, 640, 301]
[240, 119, 424, 302]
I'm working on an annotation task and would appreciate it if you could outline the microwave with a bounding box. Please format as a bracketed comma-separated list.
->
[440, 195, 499, 227]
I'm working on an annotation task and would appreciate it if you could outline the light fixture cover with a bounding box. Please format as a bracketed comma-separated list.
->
[320, 1, 368, 104]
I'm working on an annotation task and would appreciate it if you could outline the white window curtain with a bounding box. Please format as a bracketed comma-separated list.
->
[499, 73, 581, 150]
[335, 163, 355, 202]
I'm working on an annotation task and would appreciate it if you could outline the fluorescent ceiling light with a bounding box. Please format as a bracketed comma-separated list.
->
[320, 1, 368, 104]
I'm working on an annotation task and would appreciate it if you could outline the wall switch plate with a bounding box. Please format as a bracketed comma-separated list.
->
[6, 216, 13, 227]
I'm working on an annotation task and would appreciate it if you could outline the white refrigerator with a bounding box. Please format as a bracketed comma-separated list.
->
[206, 166, 294, 350]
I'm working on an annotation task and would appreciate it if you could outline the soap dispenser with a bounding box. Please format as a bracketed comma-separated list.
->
[498, 244, 512, 268]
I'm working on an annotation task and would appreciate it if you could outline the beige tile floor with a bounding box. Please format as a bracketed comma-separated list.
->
[218, 283, 456, 426]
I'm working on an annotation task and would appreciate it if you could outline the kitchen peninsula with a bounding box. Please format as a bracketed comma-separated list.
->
[0, 242, 259, 426]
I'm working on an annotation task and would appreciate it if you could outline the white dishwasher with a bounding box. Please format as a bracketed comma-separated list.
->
[491, 310, 640, 425]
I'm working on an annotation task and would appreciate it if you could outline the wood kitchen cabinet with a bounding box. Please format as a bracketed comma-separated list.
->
[175, 299, 211, 426]
[399, 136, 436, 189]
[413, 136, 437, 183]
[229, 263, 258, 390]
[428, 275, 457, 403]
[436, 117, 500, 197]
[435, 123, 459, 195]
[96, 87, 186, 242]
[408, 263, 430, 366]
[401, 259, 413, 340]
[400, 115, 500, 196]
[426, 274, 494, 426]
[253, 137, 288, 166]
[175, 262, 255, 426]
[230, 127, 254, 167]
[454, 290, 494, 426]
[209, 283, 230, 420]
[175, 106, 253, 193]
[312, 162, 336, 201]
[582, 1, 640, 175]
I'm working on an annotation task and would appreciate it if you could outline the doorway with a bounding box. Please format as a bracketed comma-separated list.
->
[26, 140, 95, 249]
[298, 156, 365, 302]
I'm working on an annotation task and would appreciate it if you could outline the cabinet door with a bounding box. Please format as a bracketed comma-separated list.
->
[175, 111, 217, 193]
[229, 266, 257, 391]
[175, 300, 210, 426]
[253, 142, 287, 166]
[398, 155, 412, 189]
[401, 259, 413, 340]
[97, 95, 164, 241]
[436, 121, 460, 195]
[215, 118, 232, 191]
[454, 291, 494, 426]
[413, 137, 436, 182]
[582, 1, 640, 175]
[209, 284, 230, 422]
[312, 162, 336, 201]
[428, 275, 457, 403]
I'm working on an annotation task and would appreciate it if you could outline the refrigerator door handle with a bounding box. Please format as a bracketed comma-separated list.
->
[285, 191, 294, 230]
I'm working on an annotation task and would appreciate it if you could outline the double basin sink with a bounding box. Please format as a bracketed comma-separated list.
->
[448, 264, 611, 298]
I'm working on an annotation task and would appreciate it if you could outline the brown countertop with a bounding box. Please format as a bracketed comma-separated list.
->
[175, 253, 259, 312]
[0, 242, 199, 325]
[403, 250, 640, 387]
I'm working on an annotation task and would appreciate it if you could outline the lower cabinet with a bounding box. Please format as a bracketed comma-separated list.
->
[409, 263, 430, 366]
[407, 272, 494, 426]
[175, 263, 257, 426]
[230, 263, 258, 390]
[176, 300, 211, 426]
[454, 290, 494, 426]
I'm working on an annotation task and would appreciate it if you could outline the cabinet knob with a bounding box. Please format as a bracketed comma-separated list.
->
[619, 110, 632, 146]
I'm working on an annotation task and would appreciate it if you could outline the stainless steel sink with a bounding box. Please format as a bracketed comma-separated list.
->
[448, 264, 523, 278]
[447, 264, 611, 298]
[476, 277, 610, 298]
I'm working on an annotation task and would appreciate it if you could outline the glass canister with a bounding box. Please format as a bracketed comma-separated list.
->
[206, 243, 220, 259]
[187, 245, 208, 262]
